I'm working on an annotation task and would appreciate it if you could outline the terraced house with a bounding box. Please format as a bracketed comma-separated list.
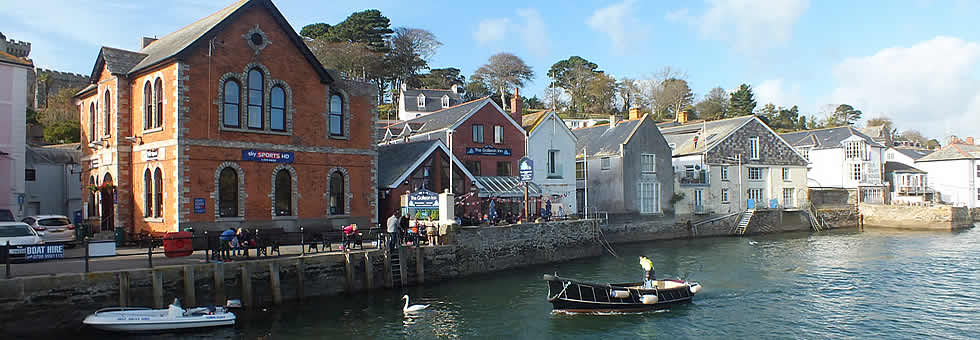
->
[75, 0, 376, 235]
[781, 126, 886, 203]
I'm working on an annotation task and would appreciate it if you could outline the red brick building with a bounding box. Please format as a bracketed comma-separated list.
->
[75, 0, 376, 234]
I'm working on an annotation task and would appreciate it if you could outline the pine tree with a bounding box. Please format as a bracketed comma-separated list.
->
[729, 84, 757, 116]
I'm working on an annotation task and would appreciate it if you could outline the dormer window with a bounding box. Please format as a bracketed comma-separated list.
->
[417, 94, 426, 109]
[441, 95, 450, 108]
[844, 140, 868, 160]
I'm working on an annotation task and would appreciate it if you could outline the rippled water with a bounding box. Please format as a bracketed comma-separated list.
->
[93, 226, 980, 339]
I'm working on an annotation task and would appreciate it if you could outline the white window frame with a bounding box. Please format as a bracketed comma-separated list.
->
[721, 166, 729, 181]
[693, 189, 703, 207]
[547, 149, 560, 178]
[749, 137, 760, 160]
[638, 182, 660, 214]
[417, 94, 425, 109]
[748, 167, 762, 181]
[851, 163, 863, 181]
[748, 188, 764, 202]
[721, 188, 730, 203]
[576, 160, 585, 180]
[441, 95, 450, 108]
[494, 125, 504, 144]
[641, 154, 656, 174]
[797, 147, 810, 162]
[601, 157, 611, 170]
[782, 168, 791, 181]
[472, 124, 484, 143]
[783, 188, 795, 208]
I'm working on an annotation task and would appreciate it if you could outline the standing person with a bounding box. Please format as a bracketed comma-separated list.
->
[426, 216, 438, 246]
[639, 256, 655, 288]
[230, 229, 241, 257]
[239, 228, 252, 258]
[219, 228, 235, 261]
[399, 213, 410, 244]
[386, 211, 399, 252]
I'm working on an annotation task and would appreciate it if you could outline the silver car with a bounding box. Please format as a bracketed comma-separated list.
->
[21, 215, 77, 245]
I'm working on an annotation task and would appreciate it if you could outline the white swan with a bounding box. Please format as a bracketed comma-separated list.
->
[401, 295, 429, 313]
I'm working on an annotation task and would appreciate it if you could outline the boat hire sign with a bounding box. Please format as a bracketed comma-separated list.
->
[242, 149, 294, 163]
[407, 189, 439, 208]
[466, 145, 512, 157]
[19, 244, 65, 261]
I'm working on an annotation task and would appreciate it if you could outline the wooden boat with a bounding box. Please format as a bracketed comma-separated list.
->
[544, 274, 702, 313]
[83, 299, 235, 332]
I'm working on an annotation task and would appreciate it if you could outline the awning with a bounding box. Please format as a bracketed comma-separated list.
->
[474, 176, 543, 198]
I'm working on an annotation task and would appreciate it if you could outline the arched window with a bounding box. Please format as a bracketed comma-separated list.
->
[103, 90, 111, 135]
[143, 169, 152, 217]
[329, 171, 344, 215]
[223, 80, 240, 127]
[143, 82, 152, 130]
[329, 94, 343, 136]
[417, 94, 425, 108]
[153, 168, 163, 218]
[441, 95, 450, 108]
[153, 78, 163, 128]
[270, 86, 285, 131]
[89, 102, 96, 142]
[247, 69, 264, 129]
[219, 167, 238, 217]
[274, 169, 292, 216]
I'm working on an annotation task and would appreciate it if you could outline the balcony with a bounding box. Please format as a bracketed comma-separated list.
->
[896, 186, 933, 195]
[678, 170, 709, 186]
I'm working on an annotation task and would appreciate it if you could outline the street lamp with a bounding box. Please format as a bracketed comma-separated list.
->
[447, 128, 455, 195]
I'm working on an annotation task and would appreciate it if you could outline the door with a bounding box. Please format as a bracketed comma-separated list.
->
[638, 182, 660, 214]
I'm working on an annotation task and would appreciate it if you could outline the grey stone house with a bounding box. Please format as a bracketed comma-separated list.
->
[574, 113, 674, 217]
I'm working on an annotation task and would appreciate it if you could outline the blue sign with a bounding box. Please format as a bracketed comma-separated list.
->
[407, 189, 439, 208]
[194, 198, 206, 214]
[17, 193, 24, 205]
[242, 149, 294, 163]
[465, 146, 512, 157]
[519, 157, 534, 182]
[24, 245, 65, 261]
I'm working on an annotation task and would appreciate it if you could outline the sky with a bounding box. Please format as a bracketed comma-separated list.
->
[3, 0, 979, 139]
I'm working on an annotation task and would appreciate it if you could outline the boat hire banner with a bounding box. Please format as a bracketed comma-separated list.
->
[466, 145, 512, 156]
[408, 189, 440, 208]
[242, 149, 294, 163]
[21, 244, 65, 261]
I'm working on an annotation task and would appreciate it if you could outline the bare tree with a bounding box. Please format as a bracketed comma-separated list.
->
[472, 53, 535, 111]
[648, 67, 693, 119]
[617, 77, 645, 113]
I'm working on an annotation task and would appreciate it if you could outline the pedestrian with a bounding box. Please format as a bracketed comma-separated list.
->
[219, 227, 236, 261]
[399, 213, 410, 244]
[386, 211, 399, 251]
[426, 216, 438, 246]
[230, 230, 241, 257]
[239, 228, 252, 258]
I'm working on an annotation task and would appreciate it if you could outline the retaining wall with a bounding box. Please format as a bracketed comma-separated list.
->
[859, 204, 973, 230]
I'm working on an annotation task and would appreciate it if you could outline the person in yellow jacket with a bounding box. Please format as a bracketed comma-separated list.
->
[639, 256, 655, 288]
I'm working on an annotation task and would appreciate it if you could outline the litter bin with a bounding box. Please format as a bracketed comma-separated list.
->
[163, 231, 194, 258]
[114, 227, 126, 247]
[76, 222, 89, 241]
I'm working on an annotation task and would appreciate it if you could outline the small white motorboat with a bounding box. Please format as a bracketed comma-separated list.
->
[83, 299, 235, 332]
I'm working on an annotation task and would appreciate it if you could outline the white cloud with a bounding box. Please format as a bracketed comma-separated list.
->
[755, 79, 802, 108]
[669, 0, 809, 53]
[473, 9, 551, 56]
[586, 0, 649, 55]
[831, 36, 980, 138]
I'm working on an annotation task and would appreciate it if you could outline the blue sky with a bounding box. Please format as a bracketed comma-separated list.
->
[3, 0, 979, 139]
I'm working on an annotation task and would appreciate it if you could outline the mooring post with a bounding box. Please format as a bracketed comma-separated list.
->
[241, 264, 252, 308]
[83, 239, 90, 273]
[296, 257, 305, 300]
[118, 271, 130, 307]
[383, 251, 393, 288]
[398, 246, 407, 286]
[364, 252, 374, 289]
[214, 263, 225, 305]
[152, 269, 164, 308]
[269, 262, 282, 305]
[344, 252, 353, 293]
[416, 247, 424, 284]
[183, 266, 196, 307]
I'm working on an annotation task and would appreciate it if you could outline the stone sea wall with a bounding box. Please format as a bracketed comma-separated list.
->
[859, 203, 973, 230]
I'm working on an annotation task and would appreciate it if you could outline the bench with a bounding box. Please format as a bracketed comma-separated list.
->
[253, 228, 286, 257]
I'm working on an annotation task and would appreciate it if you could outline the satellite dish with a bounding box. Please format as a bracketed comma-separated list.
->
[694, 164, 701, 170]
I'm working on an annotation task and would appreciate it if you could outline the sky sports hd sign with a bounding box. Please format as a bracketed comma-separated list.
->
[242, 149, 294, 163]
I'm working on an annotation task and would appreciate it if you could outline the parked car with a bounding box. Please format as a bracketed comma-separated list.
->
[21, 215, 76, 245]
[0, 209, 14, 222]
[0, 222, 44, 257]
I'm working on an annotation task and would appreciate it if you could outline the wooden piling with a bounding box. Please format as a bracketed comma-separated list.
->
[383, 252, 392, 288]
[118, 271, 130, 307]
[183, 266, 196, 306]
[344, 252, 353, 293]
[364, 252, 373, 289]
[214, 263, 225, 305]
[296, 257, 305, 300]
[416, 247, 424, 284]
[152, 270, 164, 308]
[398, 247, 408, 286]
[269, 262, 282, 305]
[241, 264, 252, 307]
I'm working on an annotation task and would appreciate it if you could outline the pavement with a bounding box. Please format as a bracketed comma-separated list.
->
[3, 241, 383, 279]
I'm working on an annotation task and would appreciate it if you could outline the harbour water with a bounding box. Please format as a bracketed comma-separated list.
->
[83, 226, 979, 339]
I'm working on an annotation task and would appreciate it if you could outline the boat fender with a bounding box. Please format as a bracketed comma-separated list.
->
[689, 283, 702, 294]
[610, 290, 630, 299]
[641, 294, 659, 304]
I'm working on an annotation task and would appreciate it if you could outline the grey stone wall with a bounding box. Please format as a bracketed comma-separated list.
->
[810, 188, 852, 206]
[859, 203, 973, 230]
[705, 119, 807, 167]
[817, 206, 858, 229]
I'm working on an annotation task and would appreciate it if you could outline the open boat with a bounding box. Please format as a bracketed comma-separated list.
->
[83, 299, 235, 332]
[544, 274, 702, 313]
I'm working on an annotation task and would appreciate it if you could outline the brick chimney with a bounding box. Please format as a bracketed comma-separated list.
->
[949, 136, 960, 145]
[628, 107, 641, 120]
[967, 136, 975, 145]
[510, 88, 522, 122]
[141, 37, 157, 49]
[677, 110, 689, 125]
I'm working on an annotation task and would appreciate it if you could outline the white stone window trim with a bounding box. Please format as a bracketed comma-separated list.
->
[441, 95, 450, 108]
[243, 25, 272, 55]
[216, 63, 294, 135]
[325, 167, 352, 217]
[269, 164, 299, 217]
[417, 93, 426, 109]
[213, 162, 247, 220]
[640, 153, 656, 174]
[326, 87, 351, 140]
[747, 167, 763, 181]
[143, 76, 166, 135]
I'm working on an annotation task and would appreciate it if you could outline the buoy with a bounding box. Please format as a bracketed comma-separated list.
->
[641, 294, 659, 304]
[689, 283, 702, 294]
[609, 290, 630, 298]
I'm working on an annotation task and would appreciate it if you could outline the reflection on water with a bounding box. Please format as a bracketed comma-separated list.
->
[79, 226, 980, 339]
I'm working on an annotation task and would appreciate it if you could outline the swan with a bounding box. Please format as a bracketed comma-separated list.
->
[401, 295, 429, 313]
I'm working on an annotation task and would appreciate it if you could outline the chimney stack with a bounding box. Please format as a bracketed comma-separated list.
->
[451, 84, 459, 94]
[510, 88, 522, 122]
[141, 37, 157, 49]
[967, 136, 975, 145]
[949, 136, 960, 145]
[628, 107, 641, 120]
[677, 110, 689, 125]
[608, 114, 617, 129]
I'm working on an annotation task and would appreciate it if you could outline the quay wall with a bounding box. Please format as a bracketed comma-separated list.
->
[0, 220, 599, 336]
[859, 204, 973, 230]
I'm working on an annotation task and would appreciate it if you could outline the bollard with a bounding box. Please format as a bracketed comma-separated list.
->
[269, 262, 282, 304]
[300, 227, 305, 256]
[84, 239, 90, 273]
[147, 244, 153, 268]
[5, 241, 11, 279]
[184, 266, 196, 307]
[204, 231, 210, 263]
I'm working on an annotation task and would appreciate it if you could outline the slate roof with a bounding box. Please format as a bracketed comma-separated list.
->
[573, 118, 643, 157]
[0, 50, 32, 67]
[884, 161, 925, 174]
[99, 47, 147, 76]
[780, 126, 883, 150]
[658, 115, 756, 156]
[891, 147, 932, 160]
[385, 98, 491, 136]
[916, 143, 980, 162]
[403, 88, 463, 113]
[27, 144, 81, 165]
[377, 140, 444, 189]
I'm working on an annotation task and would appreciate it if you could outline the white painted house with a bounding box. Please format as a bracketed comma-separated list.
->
[0, 51, 31, 220]
[885, 147, 932, 167]
[522, 110, 577, 216]
[914, 142, 980, 208]
[782, 127, 887, 203]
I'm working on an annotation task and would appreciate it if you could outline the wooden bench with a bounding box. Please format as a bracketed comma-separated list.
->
[253, 228, 285, 257]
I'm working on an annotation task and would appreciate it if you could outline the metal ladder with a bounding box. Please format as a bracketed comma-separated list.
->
[806, 204, 824, 231]
[732, 210, 754, 235]
[389, 249, 402, 287]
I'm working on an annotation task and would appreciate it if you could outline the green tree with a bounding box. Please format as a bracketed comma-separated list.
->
[582, 72, 617, 114]
[299, 23, 331, 39]
[652, 78, 694, 119]
[695, 87, 729, 121]
[758, 103, 778, 124]
[43, 120, 80, 143]
[795, 115, 807, 130]
[547, 56, 600, 113]
[524, 96, 545, 110]
[926, 139, 941, 149]
[729, 84, 757, 116]
[419, 67, 465, 89]
[471, 53, 534, 111]
[320, 10, 393, 53]
[833, 104, 863, 125]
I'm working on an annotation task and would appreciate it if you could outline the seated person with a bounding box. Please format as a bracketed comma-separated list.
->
[342, 224, 360, 250]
